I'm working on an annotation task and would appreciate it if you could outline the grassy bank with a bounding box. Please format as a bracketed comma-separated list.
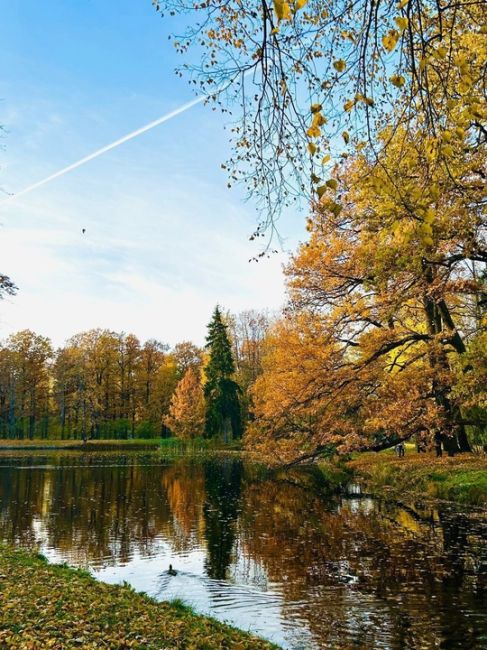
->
[347, 451, 487, 507]
[0, 438, 163, 451]
[0, 437, 242, 453]
[0, 546, 278, 649]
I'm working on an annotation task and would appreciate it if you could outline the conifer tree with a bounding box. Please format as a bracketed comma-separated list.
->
[204, 307, 241, 441]
[164, 367, 205, 439]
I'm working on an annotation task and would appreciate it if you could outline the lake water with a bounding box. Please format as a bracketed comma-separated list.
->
[0, 451, 486, 649]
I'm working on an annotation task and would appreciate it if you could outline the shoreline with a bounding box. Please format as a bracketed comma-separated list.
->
[0, 546, 279, 649]
[0, 437, 242, 453]
[0, 438, 162, 451]
[1, 439, 485, 507]
[341, 450, 487, 508]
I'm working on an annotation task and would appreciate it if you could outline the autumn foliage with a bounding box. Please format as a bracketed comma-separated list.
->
[0, 310, 268, 441]
[164, 368, 205, 439]
[247, 124, 486, 463]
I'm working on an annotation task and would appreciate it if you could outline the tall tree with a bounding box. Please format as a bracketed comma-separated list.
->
[228, 310, 270, 426]
[204, 307, 242, 441]
[172, 341, 203, 379]
[164, 367, 205, 439]
[1, 331, 53, 440]
[248, 124, 485, 463]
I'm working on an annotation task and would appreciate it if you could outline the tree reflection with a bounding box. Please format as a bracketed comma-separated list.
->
[203, 457, 243, 579]
[238, 478, 487, 649]
[0, 453, 485, 649]
[161, 460, 205, 552]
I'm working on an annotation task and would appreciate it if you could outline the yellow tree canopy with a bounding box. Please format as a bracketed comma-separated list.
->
[247, 123, 486, 463]
[164, 367, 206, 439]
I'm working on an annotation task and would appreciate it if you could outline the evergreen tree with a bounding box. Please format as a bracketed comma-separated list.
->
[204, 307, 241, 441]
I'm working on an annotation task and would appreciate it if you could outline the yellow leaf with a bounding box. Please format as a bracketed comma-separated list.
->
[311, 103, 322, 113]
[295, 0, 308, 9]
[333, 59, 346, 72]
[437, 46, 448, 59]
[274, 0, 292, 21]
[321, 154, 331, 164]
[312, 112, 327, 127]
[341, 30, 354, 41]
[317, 185, 327, 198]
[307, 125, 321, 138]
[390, 74, 405, 88]
[342, 131, 350, 144]
[330, 201, 342, 216]
[420, 222, 432, 237]
[424, 208, 435, 224]
[325, 178, 338, 190]
[308, 142, 317, 155]
[394, 16, 408, 31]
[343, 99, 355, 112]
[382, 30, 399, 53]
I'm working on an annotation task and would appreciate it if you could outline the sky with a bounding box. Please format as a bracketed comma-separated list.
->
[0, 1, 305, 348]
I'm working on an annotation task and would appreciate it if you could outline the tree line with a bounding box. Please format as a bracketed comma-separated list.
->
[0, 308, 269, 441]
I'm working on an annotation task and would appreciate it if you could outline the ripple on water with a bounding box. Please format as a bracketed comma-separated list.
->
[1, 451, 486, 650]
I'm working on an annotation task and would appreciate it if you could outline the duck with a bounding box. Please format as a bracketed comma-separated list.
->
[167, 564, 177, 576]
[341, 574, 358, 584]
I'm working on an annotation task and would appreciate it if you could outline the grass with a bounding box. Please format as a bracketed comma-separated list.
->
[0, 438, 164, 450]
[0, 437, 243, 454]
[0, 545, 279, 649]
[316, 460, 353, 489]
[347, 451, 487, 506]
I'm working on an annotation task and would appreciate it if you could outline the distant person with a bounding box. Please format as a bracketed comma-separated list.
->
[434, 432, 443, 458]
[395, 442, 405, 457]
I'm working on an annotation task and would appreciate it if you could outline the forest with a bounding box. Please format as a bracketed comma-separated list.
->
[0, 309, 269, 442]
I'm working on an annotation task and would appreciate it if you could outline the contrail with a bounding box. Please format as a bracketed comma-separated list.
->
[0, 93, 206, 206]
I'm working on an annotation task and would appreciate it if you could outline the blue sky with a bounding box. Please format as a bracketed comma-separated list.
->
[0, 1, 304, 347]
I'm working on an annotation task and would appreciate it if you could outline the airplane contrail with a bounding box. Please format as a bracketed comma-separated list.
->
[0, 93, 207, 206]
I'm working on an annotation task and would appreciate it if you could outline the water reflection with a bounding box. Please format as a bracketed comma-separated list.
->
[204, 457, 243, 580]
[0, 452, 485, 649]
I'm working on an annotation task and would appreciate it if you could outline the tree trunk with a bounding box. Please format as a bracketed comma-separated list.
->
[29, 387, 36, 440]
[9, 384, 16, 440]
[422, 261, 470, 455]
[456, 426, 471, 453]
[222, 416, 232, 444]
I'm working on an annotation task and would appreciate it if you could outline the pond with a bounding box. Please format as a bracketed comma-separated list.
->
[0, 451, 486, 649]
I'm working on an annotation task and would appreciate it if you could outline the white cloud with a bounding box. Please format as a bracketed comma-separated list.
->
[0, 174, 288, 347]
[0, 25, 305, 349]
